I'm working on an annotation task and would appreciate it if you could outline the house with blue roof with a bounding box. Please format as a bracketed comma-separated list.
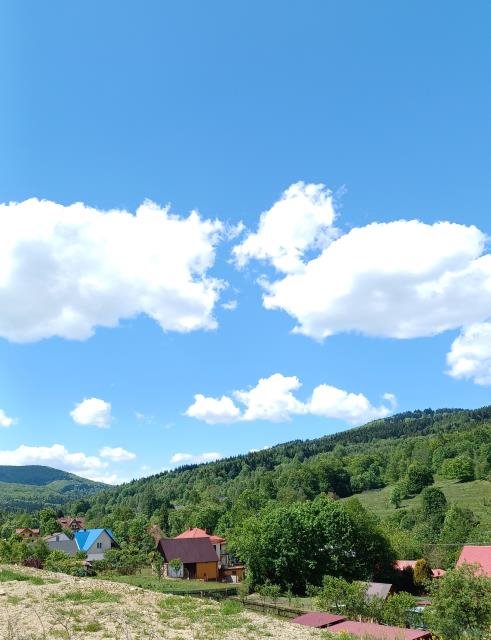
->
[45, 528, 117, 561]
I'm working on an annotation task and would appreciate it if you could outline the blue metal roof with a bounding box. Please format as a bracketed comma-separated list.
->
[74, 528, 115, 552]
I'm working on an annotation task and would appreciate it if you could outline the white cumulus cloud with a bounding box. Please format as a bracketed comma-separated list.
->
[0, 198, 224, 342]
[447, 322, 491, 385]
[310, 384, 397, 423]
[170, 452, 222, 465]
[185, 394, 241, 424]
[233, 182, 337, 274]
[70, 397, 112, 428]
[0, 409, 16, 428]
[185, 373, 395, 425]
[99, 446, 136, 462]
[234, 373, 307, 422]
[232, 185, 491, 346]
[258, 218, 490, 340]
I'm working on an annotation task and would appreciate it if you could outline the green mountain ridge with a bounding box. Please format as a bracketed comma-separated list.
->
[0, 465, 108, 512]
[83, 406, 491, 542]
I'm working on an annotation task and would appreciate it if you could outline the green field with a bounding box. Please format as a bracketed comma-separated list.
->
[345, 478, 491, 534]
[98, 572, 239, 595]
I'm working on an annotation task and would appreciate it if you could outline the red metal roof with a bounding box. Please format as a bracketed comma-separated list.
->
[175, 527, 226, 544]
[394, 560, 445, 578]
[456, 545, 491, 577]
[394, 560, 416, 571]
[330, 621, 431, 639]
[291, 612, 346, 628]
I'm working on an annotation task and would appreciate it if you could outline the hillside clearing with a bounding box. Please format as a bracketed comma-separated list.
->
[343, 478, 491, 532]
[0, 565, 322, 640]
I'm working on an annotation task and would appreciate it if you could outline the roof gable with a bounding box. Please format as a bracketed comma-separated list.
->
[365, 582, 393, 600]
[74, 528, 115, 551]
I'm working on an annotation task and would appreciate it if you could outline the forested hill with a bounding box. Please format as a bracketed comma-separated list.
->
[83, 406, 491, 537]
[0, 465, 108, 512]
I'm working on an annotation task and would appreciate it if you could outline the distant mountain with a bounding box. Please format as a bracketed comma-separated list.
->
[0, 465, 108, 512]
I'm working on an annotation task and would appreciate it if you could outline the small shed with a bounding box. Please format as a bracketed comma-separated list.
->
[157, 537, 219, 580]
[329, 620, 432, 639]
[291, 612, 346, 628]
[365, 582, 394, 600]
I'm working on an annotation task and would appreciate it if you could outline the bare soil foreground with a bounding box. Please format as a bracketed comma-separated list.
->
[0, 565, 322, 640]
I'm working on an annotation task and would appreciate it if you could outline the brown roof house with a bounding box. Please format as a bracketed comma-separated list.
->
[57, 516, 86, 531]
[15, 527, 40, 539]
[157, 537, 219, 581]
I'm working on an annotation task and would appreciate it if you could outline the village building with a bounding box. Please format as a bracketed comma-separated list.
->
[157, 537, 219, 580]
[15, 527, 40, 539]
[173, 526, 245, 581]
[45, 528, 117, 561]
[45, 531, 78, 555]
[175, 527, 227, 562]
[456, 545, 491, 576]
[57, 516, 86, 531]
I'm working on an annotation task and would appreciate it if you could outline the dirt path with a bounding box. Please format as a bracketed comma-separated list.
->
[0, 565, 322, 640]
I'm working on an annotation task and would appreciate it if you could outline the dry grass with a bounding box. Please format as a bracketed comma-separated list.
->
[0, 565, 322, 640]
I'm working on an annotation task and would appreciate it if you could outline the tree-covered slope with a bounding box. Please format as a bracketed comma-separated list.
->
[83, 406, 491, 540]
[0, 465, 108, 511]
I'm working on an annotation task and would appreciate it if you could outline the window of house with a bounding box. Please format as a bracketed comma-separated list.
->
[56, 536, 59, 542]
[96, 542, 102, 549]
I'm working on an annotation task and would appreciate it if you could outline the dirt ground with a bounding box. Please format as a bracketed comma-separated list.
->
[0, 565, 323, 640]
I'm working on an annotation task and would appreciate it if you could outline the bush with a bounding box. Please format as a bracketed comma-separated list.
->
[424, 564, 491, 639]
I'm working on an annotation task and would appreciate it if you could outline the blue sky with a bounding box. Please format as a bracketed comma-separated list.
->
[1, 1, 490, 483]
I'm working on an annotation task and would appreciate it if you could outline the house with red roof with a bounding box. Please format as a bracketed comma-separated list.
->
[174, 527, 245, 581]
[394, 560, 446, 579]
[456, 545, 491, 576]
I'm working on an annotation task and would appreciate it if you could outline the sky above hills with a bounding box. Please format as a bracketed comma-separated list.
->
[1, 1, 491, 483]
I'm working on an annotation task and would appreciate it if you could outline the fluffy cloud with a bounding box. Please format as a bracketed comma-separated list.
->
[185, 394, 241, 424]
[70, 397, 112, 428]
[99, 446, 136, 462]
[0, 198, 224, 342]
[235, 373, 307, 421]
[446, 322, 491, 385]
[0, 409, 16, 428]
[170, 452, 222, 465]
[233, 186, 491, 343]
[233, 182, 337, 274]
[310, 385, 397, 423]
[185, 373, 395, 425]
[260, 219, 491, 340]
